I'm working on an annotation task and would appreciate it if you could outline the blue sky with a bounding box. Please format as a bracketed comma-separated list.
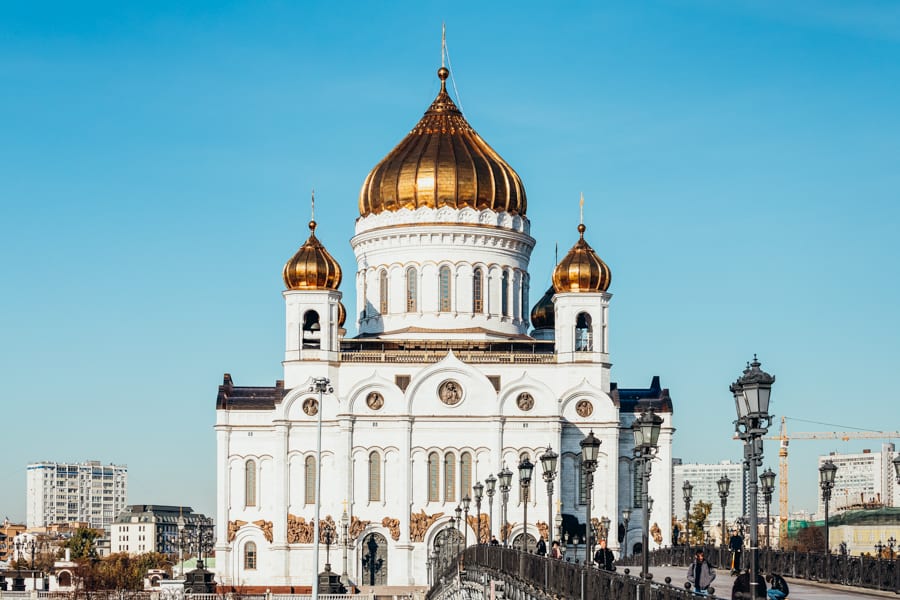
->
[2, 1, 899, 524]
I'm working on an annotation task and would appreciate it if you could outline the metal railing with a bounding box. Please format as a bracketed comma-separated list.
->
[623, 545, 900, 594]
[428, 545, 711, 600]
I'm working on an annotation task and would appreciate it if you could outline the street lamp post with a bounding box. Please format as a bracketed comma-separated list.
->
[819, 459, 837, 579]
[309, 376, 333, 600]
[540, 446, 559, 547]
[340, 506, 350, 587]
[498, 467, 513, 548]
[462, 495, 471, 549]
[730, 356, 775, 599]
[485, 474, 497, 542]
[633, 408, 663, 578]
[518, 457, 534, 552]
[760, 468, 776, 550]
[622, 508, 632, 560]
[682, 480, 693, 548]
[601, 516, 611, 543]
[717, 475, 731, 549]
[581, 430, 601, 566]
[888, 536, 896, 560]
[473, 482, 484, 545]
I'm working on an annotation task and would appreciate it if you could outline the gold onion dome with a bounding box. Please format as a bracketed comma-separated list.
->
[530, 286, 555, 329]
[359, 66, 526, 217]
[337, 301, 346, 328]
[552, 224, 612, 293]
[283, 220, 343, 291]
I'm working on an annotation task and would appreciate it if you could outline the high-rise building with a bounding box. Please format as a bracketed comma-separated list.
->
[673, 461, 746, 535]
[818, 444, 897, 517]
[214, 63, 678, 591]
[26, 461, 128, 530]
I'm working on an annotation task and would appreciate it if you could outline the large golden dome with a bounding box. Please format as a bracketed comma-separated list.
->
[283, 220, 342, 291]
[552, 224, 612, 293]
[359, 66, 526, 217]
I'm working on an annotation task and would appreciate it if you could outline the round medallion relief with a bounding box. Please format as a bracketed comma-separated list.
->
[438, 380, 463, 406]
[517, 392, 534, 412]
[366, 392, 384, 410]
[575, 400, 593, 418]
[302, 398, 318, 416]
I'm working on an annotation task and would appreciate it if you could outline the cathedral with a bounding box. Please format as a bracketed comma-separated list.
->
[213, 64, 675, 591]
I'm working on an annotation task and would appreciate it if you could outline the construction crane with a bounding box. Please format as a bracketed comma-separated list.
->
[767, 416, 900, 540]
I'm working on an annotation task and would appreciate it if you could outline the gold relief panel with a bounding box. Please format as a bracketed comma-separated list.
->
[302, 398, 318, 416]
[575, 400, 593, 418]
[366, 391, 384, 410]
[438, 380, 463, 406]
[516, 392, 534, 412]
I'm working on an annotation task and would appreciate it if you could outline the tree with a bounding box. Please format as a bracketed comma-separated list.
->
[66, 528, 100, 559]
[796, 525, 825, 552]
[689, 501, 713, 544]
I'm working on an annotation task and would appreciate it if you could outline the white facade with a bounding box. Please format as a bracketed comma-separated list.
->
[214, 68, 677, 591]
[26, 461, 127, 530]
[110, 505, 209, 556]
[818, 444, 897, 517]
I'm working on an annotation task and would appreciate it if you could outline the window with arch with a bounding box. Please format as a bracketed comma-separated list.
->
[575, 312, 593, 351]
[444, 452, 456, 502]
[368, 451, 381, 502]
[460, 452, 472, 499]
[472, 268, 484, 313]
[439, 266, 452, 312]
[58, 572, 72, 587]
[244, 541, 257, 570]
[406, 267, 418, 312]
[302, 310, 321, 349]
[427, 452, 440, 502]
[245, 460, 256, 507]
[379, 270, 388, 315]
[304, 456, 316, 504]
[501, 271, 510, 316]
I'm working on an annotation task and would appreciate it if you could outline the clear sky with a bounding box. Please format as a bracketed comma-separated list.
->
[2, 1, 899, 525]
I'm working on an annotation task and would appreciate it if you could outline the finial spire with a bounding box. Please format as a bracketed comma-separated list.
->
[579, 192, 584, 224]
[441, 22, 446, 69]
[309, 188, 317, 232]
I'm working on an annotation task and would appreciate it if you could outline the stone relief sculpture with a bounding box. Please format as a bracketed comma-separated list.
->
[382, 517, 401, 541]
[651, 522, 663, 544]
[537, 520, 549, 541]
[348, 516, 371, 541]
[319, 515, 336, 543]
[253, 519, 273, 543]
[576, 399, 593, 417]
[366, 391, 384, 410]
[286, 514, 314, 544]
[438, 380, 462, 405]
[227, 520, 247, 542]
[409, 509, 444, 542]
[466, 514, 491, 543]
[302, 397, 318, 416]
[517, 392, 534, 411]
[501, 521, 514, 543]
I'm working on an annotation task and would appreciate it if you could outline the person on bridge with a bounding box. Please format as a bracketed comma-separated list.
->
[766, 573, 789, 600]
[536, 537, 547, 556]
[729, 530, 745, 574]
[687, 549, 716, 596]
[593, 539, 615, 570]
[731, 570, 766, 599]
[490, 535, 499, 546]
[550, 540, 562, 559]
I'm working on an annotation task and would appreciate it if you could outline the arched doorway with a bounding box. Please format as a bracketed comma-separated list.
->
[432, 526, 464, 572]
[360, 532, 387, 586]
[511, 533, 537, 552]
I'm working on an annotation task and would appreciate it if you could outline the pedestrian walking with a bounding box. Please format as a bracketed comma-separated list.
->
[536, 537, 547, 556]
[687, 549, 716, 596]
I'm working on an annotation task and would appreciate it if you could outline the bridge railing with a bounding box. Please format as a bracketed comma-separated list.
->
[430, 545, 712, 600]
[622, 545, 900, 594]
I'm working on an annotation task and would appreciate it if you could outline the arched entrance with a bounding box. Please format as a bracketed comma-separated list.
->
[360, 532, 387, 586]
[511, 533, 537, 552]
[432, 526, 464, 572]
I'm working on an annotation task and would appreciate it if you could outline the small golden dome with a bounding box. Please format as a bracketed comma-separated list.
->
[530, 286, 555, 329]
[283, 220, 343, 291]
[337, 301, 346, 328]
[359, 67, 526, 217]
[552, 224, 611, 293]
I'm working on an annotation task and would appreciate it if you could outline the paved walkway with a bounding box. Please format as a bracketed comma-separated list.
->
[645, 565, 896, 599]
